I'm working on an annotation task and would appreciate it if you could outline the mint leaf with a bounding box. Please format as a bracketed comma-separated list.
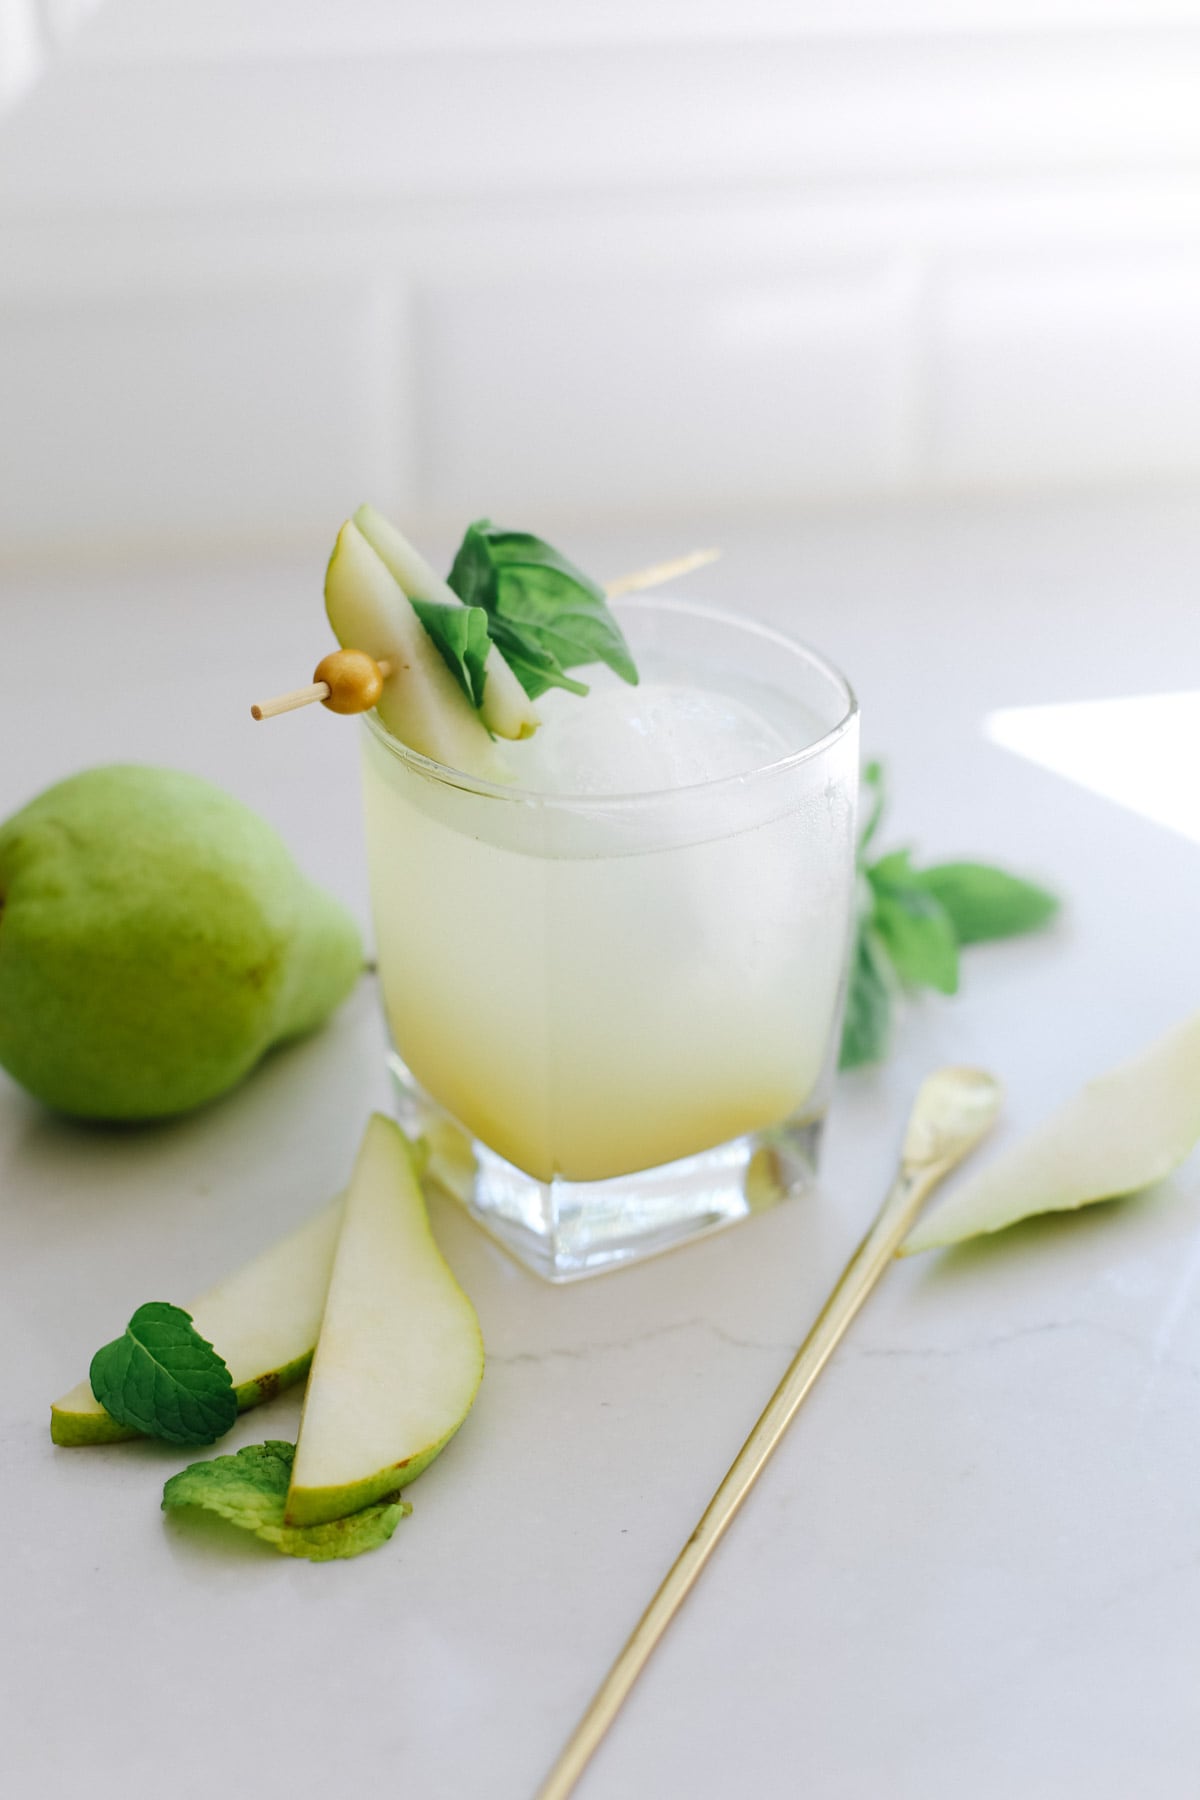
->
[868, 851, 959, 995]
[162, 1441, 410, 1562]
[448, 519, 637, 700]
[839, 924, 894, 1070]
[915, 862, 1060, 945]
[89, 1302, 236, 1446]
[410, 599, 492, 711]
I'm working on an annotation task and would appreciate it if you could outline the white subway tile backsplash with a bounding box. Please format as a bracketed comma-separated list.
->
[6, 15, 1200, 550]
[419, 265, 917, 521]
[71, 1, 1200, 65]
[7, 34, 1200, 215]
[0, 282, 408, 554]
[929, 255, 1200, 487]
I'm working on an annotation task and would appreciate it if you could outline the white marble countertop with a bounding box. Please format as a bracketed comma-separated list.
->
[4, 492, 1200, 1800]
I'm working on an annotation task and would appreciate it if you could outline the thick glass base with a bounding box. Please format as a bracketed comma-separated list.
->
[387, 1050, 824, 1282]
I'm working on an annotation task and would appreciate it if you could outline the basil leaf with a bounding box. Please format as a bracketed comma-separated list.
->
[448, 519, 637, 700]
[858, 759, 886, 854]
[868, 851, 960, 995]
[483, 614, 590, 701]
[89, 1302, 237, 1446]
[915, 862, 1060, 945]
[487, 543, 638, 686]
[162, 1440, 410, 1563]
[410, 598, 492, 710]
[444, 519, 492, 610]
[839, 924, 894, 1070]
[868, 847, 915, 887]
[838, 758, 1062, 1072]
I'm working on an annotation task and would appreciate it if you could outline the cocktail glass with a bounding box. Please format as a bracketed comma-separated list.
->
[360, 596, 859, 1280]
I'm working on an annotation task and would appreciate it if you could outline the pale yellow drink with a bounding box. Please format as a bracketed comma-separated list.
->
[360, 607, 858, 1198]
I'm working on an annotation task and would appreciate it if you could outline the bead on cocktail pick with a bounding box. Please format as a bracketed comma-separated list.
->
[250, 650, 394, 722]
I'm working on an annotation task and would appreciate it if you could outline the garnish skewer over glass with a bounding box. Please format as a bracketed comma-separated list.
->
[251, 511, 857, 1280]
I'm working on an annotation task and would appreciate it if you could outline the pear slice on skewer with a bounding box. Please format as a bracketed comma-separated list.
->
[325, 521, 510, 780]
[354, 502, 540, 742]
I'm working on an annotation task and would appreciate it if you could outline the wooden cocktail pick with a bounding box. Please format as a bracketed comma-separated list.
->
[248, 548, 720, 722]
[250, 650, 395, 721]
[602, 546, 721, 599]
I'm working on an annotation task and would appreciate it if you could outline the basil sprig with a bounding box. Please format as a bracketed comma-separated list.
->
[447, 520, 637, 701]
[839, 762, 1060, 1070]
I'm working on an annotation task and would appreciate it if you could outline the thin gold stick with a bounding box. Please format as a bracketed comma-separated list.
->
[535, 1067, 1001, 1800]
[603, 547, 720, 599]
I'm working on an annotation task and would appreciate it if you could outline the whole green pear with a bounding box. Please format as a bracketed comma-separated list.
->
[0, 766, 363, 1121]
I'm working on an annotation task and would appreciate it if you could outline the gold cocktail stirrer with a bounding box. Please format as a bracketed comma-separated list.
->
[535, 1066, 1002, 1800]
[248, 548, 721, 722]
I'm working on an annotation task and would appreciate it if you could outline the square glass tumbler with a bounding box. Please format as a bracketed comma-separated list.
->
[360, 597, 859, 1280]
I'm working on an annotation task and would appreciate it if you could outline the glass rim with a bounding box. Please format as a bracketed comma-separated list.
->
[361, 594, 859, 810]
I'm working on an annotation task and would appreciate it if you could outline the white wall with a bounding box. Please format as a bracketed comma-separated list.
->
[4, 1, 1200, 558]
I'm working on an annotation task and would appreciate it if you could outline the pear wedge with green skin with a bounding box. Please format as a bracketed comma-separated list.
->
[902, 1009, 1200, 1254]
[286, 1114, 483, 1528]
[325, 521, 509, 780]
[51, 1197, 344, 1445]
[354, 502, 540, 742]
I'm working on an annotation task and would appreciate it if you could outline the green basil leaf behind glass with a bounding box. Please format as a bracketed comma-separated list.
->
[410, 599, 492, 711]
[915, 862, 1060, 945]
[868, 852, 960, 996]
[89, 1302, 237, 1446]
[858, 760, 887, 855]
[840, 758, 1061, 1071]
[839, 925, 895, 1070]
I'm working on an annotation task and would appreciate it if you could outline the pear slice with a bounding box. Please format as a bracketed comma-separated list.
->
[285, 1114, 483, 1528]
[51, 1198, 344, 1446]
[902, 1010, 1200, 1255]
[325, 520, 509, 780]
[354, 502, 540, 742]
